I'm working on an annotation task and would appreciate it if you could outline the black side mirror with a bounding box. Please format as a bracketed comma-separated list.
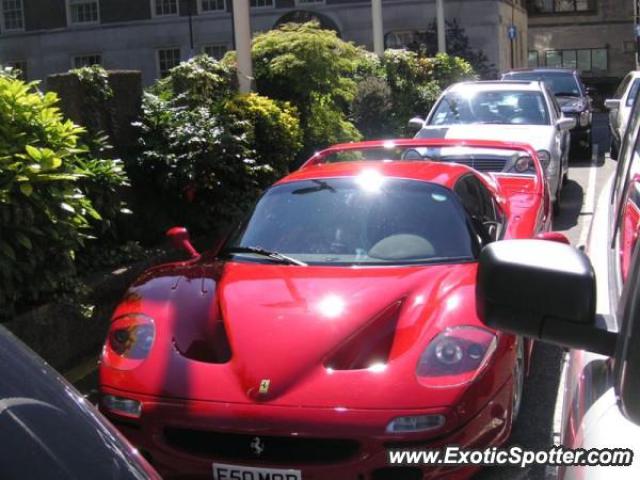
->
[476, 240, 617, 356]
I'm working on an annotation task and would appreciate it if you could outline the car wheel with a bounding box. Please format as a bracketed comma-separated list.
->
[611, 136, 619, 160]
[511, 337, 525, 423]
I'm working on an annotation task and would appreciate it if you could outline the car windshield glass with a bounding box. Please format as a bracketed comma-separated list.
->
[627, 79, 640, 107]
[225, 177, 476, 266]
[428, 90, 550, 126]
[504, 72, 582, 97]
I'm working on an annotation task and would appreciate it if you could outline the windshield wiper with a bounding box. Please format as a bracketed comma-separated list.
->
[222, 246, 308, 266]
[292, 180, 336, 195]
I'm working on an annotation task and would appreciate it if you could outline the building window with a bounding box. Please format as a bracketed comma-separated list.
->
[544, 48, 607, 73]
[73, 54, 102, 68]
[68, 0, 99, 24]
[153, 0, 178, 16]
[200, 0, 225, 12]
[250, 0, 274, 8]
[528, 50, 539, 68]
[1, 0, 24, 31]
[5, 60, 26, 79]
[157, 48, 180, 77]
[385, 30, 421, 50]
[528, 0, 593, 14]
[203, 44, 228, 59]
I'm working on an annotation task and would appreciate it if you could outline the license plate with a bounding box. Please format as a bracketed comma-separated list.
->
[213, 463, 302, 480]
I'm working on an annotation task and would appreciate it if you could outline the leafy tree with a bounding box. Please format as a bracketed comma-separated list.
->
[249, 21, 366, 158]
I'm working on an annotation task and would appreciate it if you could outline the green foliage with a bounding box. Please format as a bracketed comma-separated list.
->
[404, 19, 497, 79]
[381, 49, 475, 135]
[224, 93, 302, 180]
[352, 76, 394, 139]
[251, 22, 365, 156]
[0, 76, 127, 317]
[150, 54, 235, 107]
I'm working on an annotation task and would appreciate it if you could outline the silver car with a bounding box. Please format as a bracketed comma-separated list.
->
[411, 81, 576, 213]
[605, 70, 640, 160]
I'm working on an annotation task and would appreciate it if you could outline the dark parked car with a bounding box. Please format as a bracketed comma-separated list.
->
[502, 68, 593, 158]
[0, 324, 160, 479]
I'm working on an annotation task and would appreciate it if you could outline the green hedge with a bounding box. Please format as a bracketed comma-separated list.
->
[0, 74, 128, 318]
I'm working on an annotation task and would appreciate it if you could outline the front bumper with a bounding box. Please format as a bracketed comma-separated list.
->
[100, 380, 513, 480]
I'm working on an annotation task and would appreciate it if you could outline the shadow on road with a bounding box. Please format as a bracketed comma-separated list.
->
[475, 343, 565, 480]
[553, 180, 584, 232]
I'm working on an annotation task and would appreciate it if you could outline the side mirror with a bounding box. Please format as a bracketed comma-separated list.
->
[408, 117, 425, 131]
[476, 240, 617, 356]
[556, 116, 577, 130]
[535, 231, 570, 244]
[166, 226, 200, 259]
[604, 98, 621, 110]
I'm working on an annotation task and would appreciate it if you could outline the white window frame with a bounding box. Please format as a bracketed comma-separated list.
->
[156, 47, 181, 78]
[66, 0, 100, 26]
[250, 0, 275, 9]
[0, 0, 25, 32]
[151, 0, 179, 18]
[202, 43, 229, 59]
[197, 0, 227, 15]
[71, 53, 103, 69]
[295, 0, 325, 5]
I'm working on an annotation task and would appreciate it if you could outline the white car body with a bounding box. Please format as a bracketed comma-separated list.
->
[415, 81, 573, 205]
[558, 90, 640, 479]
[605, 71, 640, 158]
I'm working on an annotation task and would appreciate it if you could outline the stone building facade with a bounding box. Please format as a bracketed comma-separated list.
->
[526, 0, 636, 94]
[0, 0, 528, 85]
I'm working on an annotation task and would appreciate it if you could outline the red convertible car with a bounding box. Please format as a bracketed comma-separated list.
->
[99, 139, 558, 479]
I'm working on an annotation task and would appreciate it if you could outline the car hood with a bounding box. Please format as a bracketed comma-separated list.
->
[418, 124, 553, 151]
[105, 259, 508, 410]
[556, 95, 585, 110]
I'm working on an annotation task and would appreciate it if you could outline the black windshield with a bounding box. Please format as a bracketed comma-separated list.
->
[225, 177, 477, 266]
[504, 72, 583, 97]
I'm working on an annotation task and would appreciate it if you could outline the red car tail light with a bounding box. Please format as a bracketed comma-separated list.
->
[416, 326, 497, 388]
[103, 314, 155, 370]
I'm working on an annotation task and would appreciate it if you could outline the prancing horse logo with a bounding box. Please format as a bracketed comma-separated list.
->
[250, 437, 265, 456]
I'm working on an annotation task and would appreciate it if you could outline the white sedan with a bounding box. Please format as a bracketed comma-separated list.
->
[411, 81, 575, 212]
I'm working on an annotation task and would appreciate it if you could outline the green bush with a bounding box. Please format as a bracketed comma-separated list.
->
[136, 59, 302, 232]
[0, 75, 127, 317]
[251, 22, 365, 157]
[352, 76, 394, 139]
[382, 50, 475, 135]
[224, 93, 302, 180]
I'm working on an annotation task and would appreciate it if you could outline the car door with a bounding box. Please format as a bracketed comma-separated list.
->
[547, 88, 570, 171]
[611, 74, 633, 142]
[559, 92, 640, 480]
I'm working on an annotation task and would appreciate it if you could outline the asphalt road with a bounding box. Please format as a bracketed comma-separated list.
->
[475, 112, 617, 480]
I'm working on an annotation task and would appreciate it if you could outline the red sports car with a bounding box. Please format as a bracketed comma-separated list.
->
[100, 139, 557, 480]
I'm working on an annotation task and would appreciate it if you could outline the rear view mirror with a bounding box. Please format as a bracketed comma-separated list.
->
[476, 240, 617, 356]
[605, 99, 621, 110]
[408, 117, 425, 132]
[556, 117, 577, 131]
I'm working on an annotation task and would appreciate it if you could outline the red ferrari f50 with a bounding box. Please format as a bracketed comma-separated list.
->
[100, 139, 558, 479]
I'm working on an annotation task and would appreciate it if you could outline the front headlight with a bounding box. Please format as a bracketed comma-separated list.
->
[103, 314, 155, 370]
[416, 326, 497, 388]
[536, 150, 551, 171]
[561, 98, 585, 112]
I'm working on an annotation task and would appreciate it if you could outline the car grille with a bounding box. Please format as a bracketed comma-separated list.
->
[444, 157, 508, 172]
[164, 427, 360, 464]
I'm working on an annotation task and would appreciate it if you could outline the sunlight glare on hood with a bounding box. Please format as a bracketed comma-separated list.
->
[367, 362, 387, 373]
[317, 294, 345, 319]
